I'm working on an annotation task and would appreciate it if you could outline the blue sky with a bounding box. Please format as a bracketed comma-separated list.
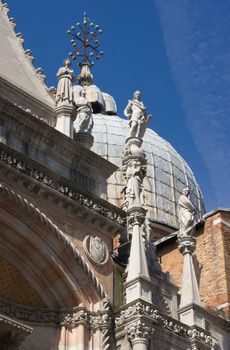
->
[6, 0, 230, 211]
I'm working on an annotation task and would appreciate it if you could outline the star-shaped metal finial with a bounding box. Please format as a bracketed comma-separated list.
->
[67, 12, 103, 67]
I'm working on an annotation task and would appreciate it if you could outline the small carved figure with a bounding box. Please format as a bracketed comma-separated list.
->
[124, 160, 146, 208]
[124, 91, 151, 139]
[178, 188, 196, 235]
[56, 58, 74, 106]
[75, 90, 94, 133]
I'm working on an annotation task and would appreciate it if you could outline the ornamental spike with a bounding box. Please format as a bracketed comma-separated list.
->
[67, 13, 104, 68]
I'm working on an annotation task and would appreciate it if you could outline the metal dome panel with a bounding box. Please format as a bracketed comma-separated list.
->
[91, 113, 205, 228]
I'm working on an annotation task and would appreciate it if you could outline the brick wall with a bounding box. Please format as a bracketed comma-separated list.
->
[157, 210, 230, 319]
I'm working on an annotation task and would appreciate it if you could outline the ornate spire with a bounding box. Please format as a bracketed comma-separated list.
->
[122, 91, 152, 304]
[119, 92, 155, 350]
[177, 188, 204, 328]
[67, 13, 103, 86]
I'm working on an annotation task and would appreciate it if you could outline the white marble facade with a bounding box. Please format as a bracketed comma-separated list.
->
[0, 1, 229, 349]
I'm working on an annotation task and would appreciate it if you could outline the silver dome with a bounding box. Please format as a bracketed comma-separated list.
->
[91, 113, 205, 228]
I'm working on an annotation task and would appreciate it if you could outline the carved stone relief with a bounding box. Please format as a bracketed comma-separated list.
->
[83, 235, 109, 266]
[115, 301, 212, 347]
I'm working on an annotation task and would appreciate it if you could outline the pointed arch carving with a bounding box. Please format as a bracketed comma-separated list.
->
[0, 183, 107, 307]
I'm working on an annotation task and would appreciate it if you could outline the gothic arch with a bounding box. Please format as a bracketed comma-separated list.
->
[0, 183, 107, 309]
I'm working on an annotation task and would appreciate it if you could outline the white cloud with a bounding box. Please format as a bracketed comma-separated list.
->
[155, 0, 230, 208]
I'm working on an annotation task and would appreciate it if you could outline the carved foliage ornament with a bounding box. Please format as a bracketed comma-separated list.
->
[125, 320, 153, 342]
[83, 235, 109, 266]
[0, 299, 111, 330]
[177, 236, 196, 255]
[127, 208, 146, 227]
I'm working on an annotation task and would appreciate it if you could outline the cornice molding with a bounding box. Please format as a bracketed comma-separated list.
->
[115, 300, 212, 348]
[0, 312, 32, 346]
[0, 312, 32, 334]
[0, 298, 111, 329]
[0, 101, 117, 180]
[0, 75, 55, 124]
[0, 146, 126, 228]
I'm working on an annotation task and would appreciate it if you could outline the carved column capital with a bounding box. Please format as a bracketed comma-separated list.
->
[55, 104, 77, 119]
[125, 320, 153, 345]
[177, 235, 196, 255]
[60, 310, 89, 329]
[127, 207, 147, 227]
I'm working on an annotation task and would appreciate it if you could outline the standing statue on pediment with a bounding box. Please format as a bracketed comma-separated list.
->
[56, 58, 74, 106]
[178, 188, 196, 236]
[124, 160, 146, 208]
[75, 90, 93, 133]
[124, 91, 151, 140]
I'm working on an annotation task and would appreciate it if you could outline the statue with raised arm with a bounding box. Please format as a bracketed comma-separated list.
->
[178, 188, 196, 236]
[75, 89, 93, 133]
[124, 91, 151, 140]
[56, 58, 74, 106]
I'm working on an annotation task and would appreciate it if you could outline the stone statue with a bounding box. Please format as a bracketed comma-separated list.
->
[124, 91, 151, 139]
[124, 160, 146, 208]
[178, 188, 196, 236]
[56, 58, 74, 106]
[75, 90, 93, 133]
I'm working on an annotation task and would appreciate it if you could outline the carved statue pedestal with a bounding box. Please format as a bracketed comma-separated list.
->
[125, 207, 152, 304]
[74, 132, 94, 149]
[177, 235, 205, 328]
[179, 303, 205, 329]
[55, 104, 77, 138]
[124, 137, 145, 159]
